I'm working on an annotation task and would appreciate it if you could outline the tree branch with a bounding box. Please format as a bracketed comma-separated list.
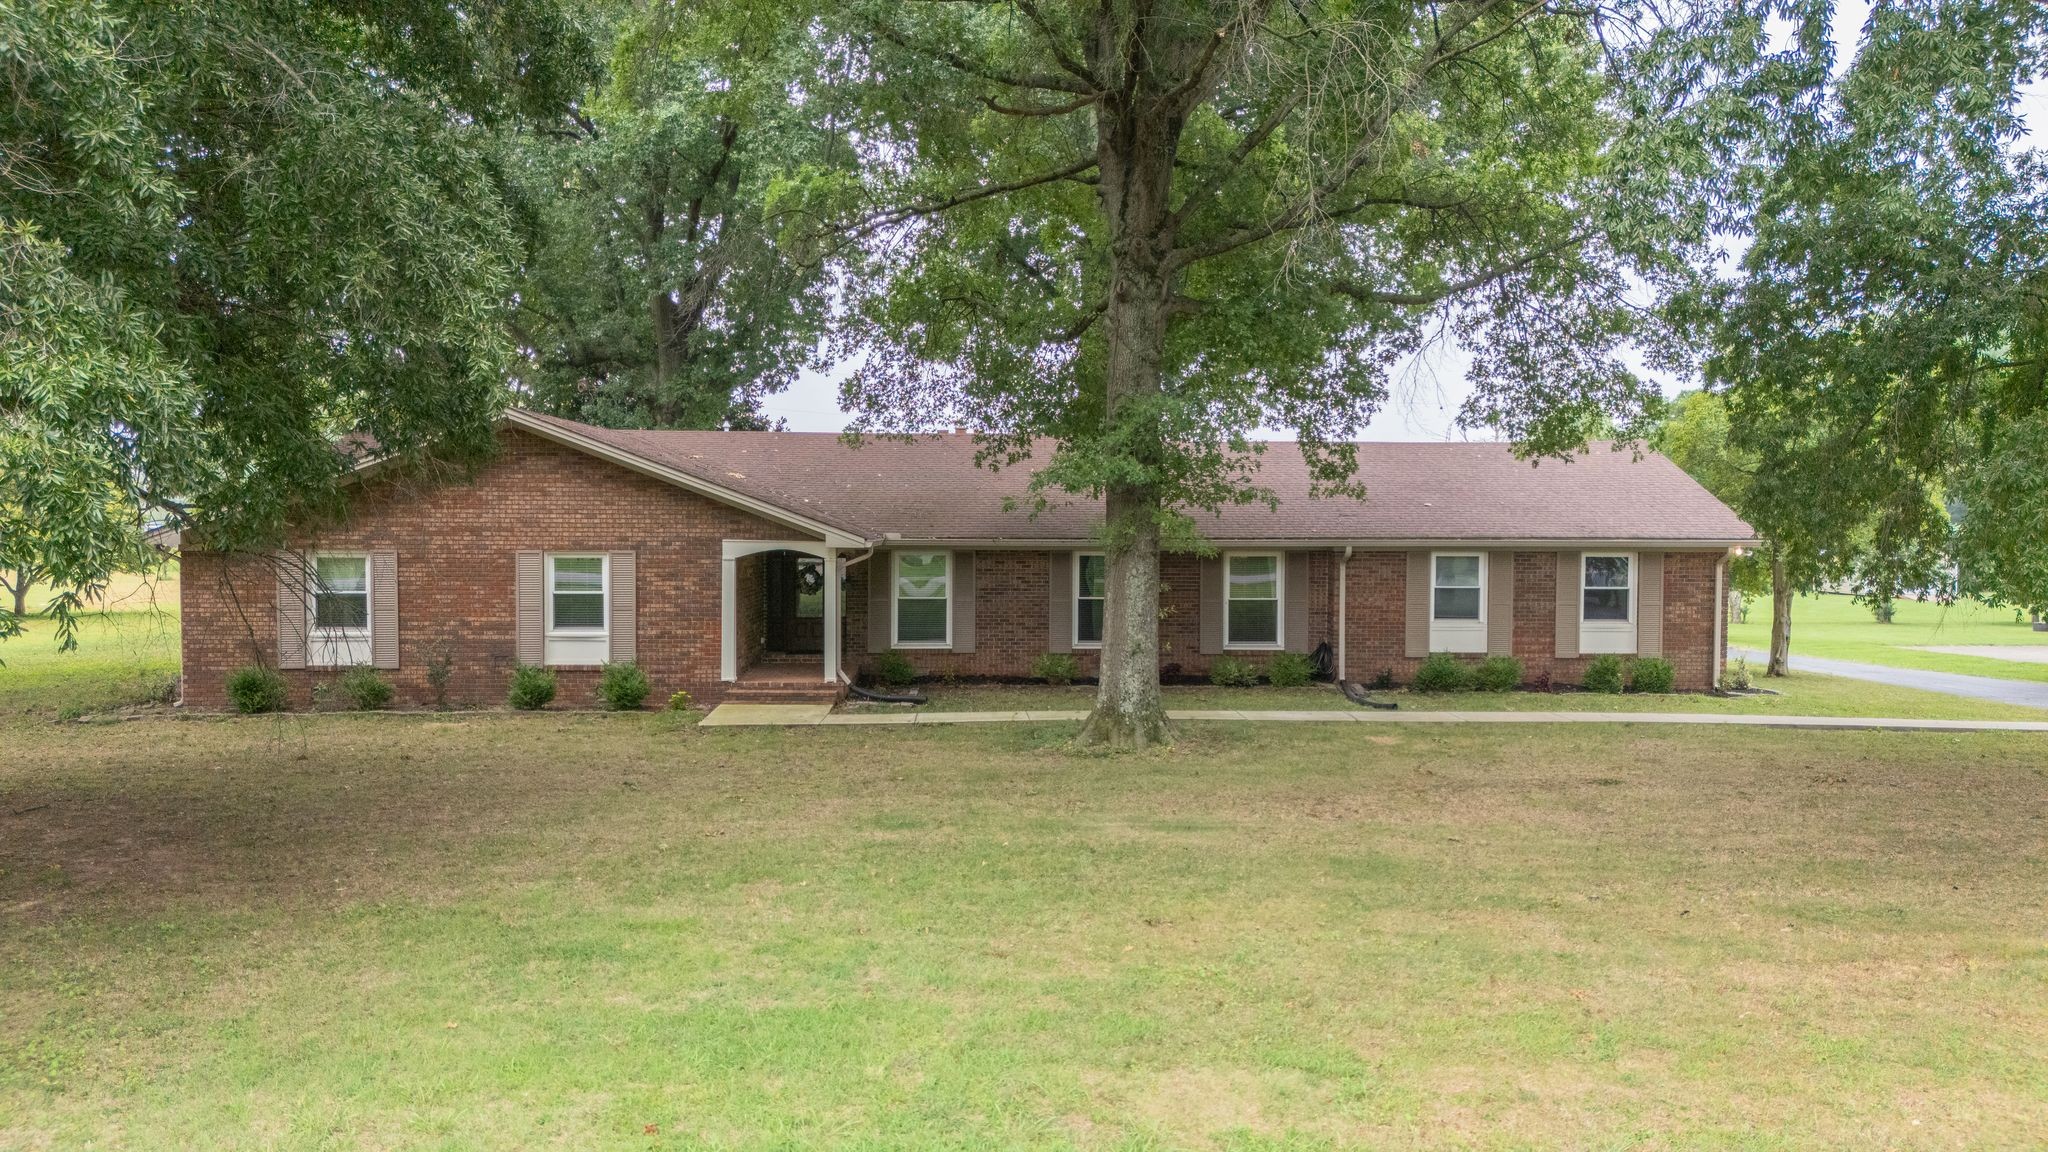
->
[979, 92, 1101, 117]
[869, 19, 1100, 95]
[1329, 230, 1593, 306]
[853, 156, 1101, 238]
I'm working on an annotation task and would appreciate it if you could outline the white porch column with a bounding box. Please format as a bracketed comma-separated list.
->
[720, 553, 738, 682]
[822, 550, 841, 684]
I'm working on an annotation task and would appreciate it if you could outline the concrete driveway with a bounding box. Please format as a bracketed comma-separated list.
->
[1732, 648, 2048, 710]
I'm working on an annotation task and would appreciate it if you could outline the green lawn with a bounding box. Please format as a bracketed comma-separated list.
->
[4, 710, 2047, 1148]
[0, 610, 182, 718]
[1731, 591, 2048, 683]
[856, 672, 2048, 721]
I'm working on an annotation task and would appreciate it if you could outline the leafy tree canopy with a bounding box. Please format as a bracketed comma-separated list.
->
[0, 0, 593, 643]
[505, 0, 847, 430]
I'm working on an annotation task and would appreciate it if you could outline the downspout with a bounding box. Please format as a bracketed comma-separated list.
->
[837, 548, 876, 684]
[1337, 546, 1352, 683]
[1713, 551, 1727, 690]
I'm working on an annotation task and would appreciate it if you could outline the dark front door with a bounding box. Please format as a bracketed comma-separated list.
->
[764, 553, 825, 654]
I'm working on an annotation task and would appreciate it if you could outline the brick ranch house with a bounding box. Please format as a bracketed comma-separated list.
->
[178, 409, 1756, 709]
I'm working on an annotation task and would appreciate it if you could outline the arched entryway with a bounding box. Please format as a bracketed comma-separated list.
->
[720, 539, 841, 688]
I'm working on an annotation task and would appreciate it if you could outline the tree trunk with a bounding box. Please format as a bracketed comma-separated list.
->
[1079, 483, 1169, 748]
[6, 568, 29, 618]
[1074, 33, 1186, 749]
[1768, 550, 1792, 677]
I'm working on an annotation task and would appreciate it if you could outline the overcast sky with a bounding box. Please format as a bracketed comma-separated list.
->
[758, 2, 2046, 441]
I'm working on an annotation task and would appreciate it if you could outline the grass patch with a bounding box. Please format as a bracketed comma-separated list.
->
[4, 712, 2048, 1147]
[0, 610, 182, 718]
[1732, 591, 2048, 683]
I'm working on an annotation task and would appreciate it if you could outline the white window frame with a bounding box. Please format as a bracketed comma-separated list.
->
[544, 553, 610, 666]
[1428, 551, 1488, 654]
[1579, 551, 1638, 654]
[1223, 551, 1284, 650]
[891, 550, 953, 649]
[307, 552, 372, 668]
[1073, 552, 1106, 649]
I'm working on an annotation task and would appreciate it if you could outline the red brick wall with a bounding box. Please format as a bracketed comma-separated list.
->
[179, 429, 796, 710]
[1343, 549, 1726, 691]
[846, 549, 1335, 682]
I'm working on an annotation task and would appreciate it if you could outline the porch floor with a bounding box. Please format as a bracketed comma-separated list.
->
[726, 655, 842, 704]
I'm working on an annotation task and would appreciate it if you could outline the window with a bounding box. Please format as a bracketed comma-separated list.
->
[548, 555, 607, 632]
[1432, 554, 1482, 621]
[1225, 553, 1281, 647]
[312, 555, 369, 632]
[894, 551, 950, 646]
[1582, 554, 1633, 622]
[1075, 553, 1106, 647]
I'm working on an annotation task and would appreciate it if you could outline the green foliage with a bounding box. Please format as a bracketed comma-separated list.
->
[226, 666, 288, 714]
[1582, 654, 1625, 695]
[1266, 652, 1316, 689]
[1627, 658, 1675, 695]
[596, 662, 651, 711]
[1208, 656, 1260, 688]
[666, 690, 694, 711]
[1410, 653, 1472, 693]
[0, 1, 593, 650]
[336, 666, 394, 711]
[508, 666, 557, 711]
[1473, 656, 1524, 693]
[505, 1, 841, 430]
[422, 643, 455, 710]
[1725, 657, 1753, 692]
[872, 651, 916, 688]
[1032, 652, 1081, 686]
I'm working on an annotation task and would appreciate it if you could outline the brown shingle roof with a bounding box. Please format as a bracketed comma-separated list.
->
[511, 409, 1754, 546]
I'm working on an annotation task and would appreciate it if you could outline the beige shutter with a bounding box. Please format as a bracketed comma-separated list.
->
[1486, 551, 1514, 657]
[609, 550, 637, 664]
[515, 550, 544, 666]
[1198, 555, 1223, 654]
[952, 551, 975, 652]
[275, 551, 308, 670]
[1636, 551, 1664, 659]
[1283, 551, 1310, 651]
[370, 549, 398, 669]
[1404, 551, 1430, 658]
[1047, 551, 1073, 652]
[867, 550, 893, 652]
[1554, 551, 1580, 660]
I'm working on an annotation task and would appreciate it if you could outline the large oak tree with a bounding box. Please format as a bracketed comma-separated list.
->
[825, 0, 1713, 745]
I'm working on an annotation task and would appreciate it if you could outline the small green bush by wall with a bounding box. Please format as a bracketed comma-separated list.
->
[597, 662, 651, 710]
[872, 651, 917, 687]
[1472, 655, 1523, 692]
[1582, 653, 1626, 694]
[508, 665, 557, 710]
[225, 666, 288, 714]
[1209, 654, 1260, 687]
[1032, 652, 1081, 685]
[1627, 657, 1676, 694]
[666, 690, 694, 711]
[337, 666, 394, 710]
[1266, 651, 1316, 688]
[1410, 652, 1472, 693]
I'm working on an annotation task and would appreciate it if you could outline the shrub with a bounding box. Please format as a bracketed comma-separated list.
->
[872, 650, 916, 687]
[337, 665, 394, 710]
[1582, 653, 1625, 694]
[1370, 668, 1395, 691]
[225, 666, 288, 714]
[1725, 656, 1753, 691]
[422, 642, 454, 709]
[1410, 652, 1471, 693]
[1472, 655, 1523, 692]
[508, 665, 556, 710]
[1209, 654, 1259, 687]
[1032, 652, 1081, 685]
[1628, 657, 1676, 694]
[596, 662, 651, 710]
[1267, 651, 1316, 687]
[666, 690, 694, 711]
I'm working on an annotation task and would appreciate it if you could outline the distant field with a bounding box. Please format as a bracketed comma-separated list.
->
[4, 568, 182, 718]
[1730, 591, 2048, 683]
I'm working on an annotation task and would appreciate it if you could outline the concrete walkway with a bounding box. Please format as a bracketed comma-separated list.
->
[1732, 647, 2048, 710]
[699, 702, 2048, 733]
